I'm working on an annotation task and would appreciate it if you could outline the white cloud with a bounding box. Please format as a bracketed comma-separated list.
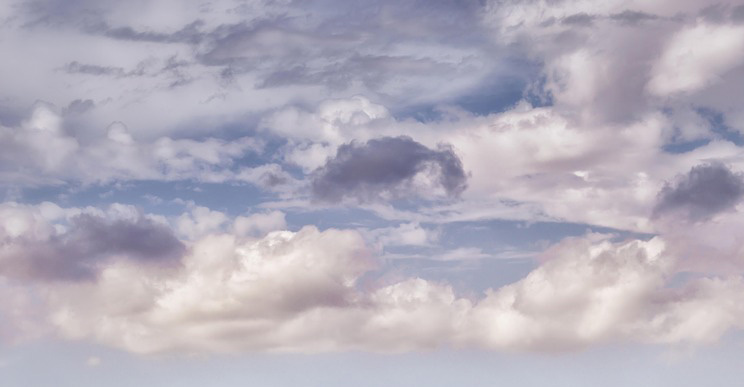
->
[175, 205, 230, 240]
[648, 23, 744, 96]
[41, 230, 744, 353]
[233, 210, 287, 238]
[0, 105, 266, 186]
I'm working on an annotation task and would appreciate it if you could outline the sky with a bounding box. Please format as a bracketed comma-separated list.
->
[2, 0, 744, 385]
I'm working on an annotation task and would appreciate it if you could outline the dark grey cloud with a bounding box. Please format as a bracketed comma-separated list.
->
[101, 20, 205, 44]
[0, 214, 185, 281]
[311, 136, 467, 202]
[558, 10, 659, 28]
[653, 163, 744, 221]
[734, 5, 744, 23]
[64, 61, 126, 77]
[609, 10, 659, 25]
[561, 13, 596, 27]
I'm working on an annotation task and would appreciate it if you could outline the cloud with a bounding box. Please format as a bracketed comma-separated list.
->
[0, 203, 741, 353]
[100, 20, 205, 44]
[466, 234, 744, 350]
[367, 222, 440, 247]
[0, 202, 184, 281]
[175, 205, 230, 240]
[17, 224, 742, 354]
[609, 10, 659, 24]
[4, 0, 744, 359]
[63, 61, 128, 77]
[47, 225, 379, 353]
[561, 13, 596, 27]
[233, 210, 287, 238]
[0, 105, 268, 186]
[0, 0, 521, 144]
[311, 136, 468, 203]
[653, 162, 744, 221]
[647, 23, 744, 96]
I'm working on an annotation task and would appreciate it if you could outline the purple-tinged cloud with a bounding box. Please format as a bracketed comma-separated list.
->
[0, 214, 184, 281]
[653, 162, 744, 221]
[311, 136, 467, 202]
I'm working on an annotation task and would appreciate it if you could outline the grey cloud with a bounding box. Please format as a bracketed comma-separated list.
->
[653, 163, 744, 221]
[258, 54, 452, 91]
[609, 10, 659, 24]
[699, 3, 731, 23]
[64, 61, 126, 77]
[101, 20, 205, 44]
[559, 10, 659, 28]
[561, 13, 596, 27]
[734, 5, 744, 23]
[0, 214, 185, 281]
[63, 61, 151, 78]
[311, 136, 467, 202]
[696, 3, 744, 24]
[65, 99, 95, 115]
[196, 20, 344, 68]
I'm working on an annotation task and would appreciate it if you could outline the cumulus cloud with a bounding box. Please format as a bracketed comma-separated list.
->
[0, 201, 742, 354]
[653, 162, 744, 221]
[175, 205, 230, 240]
[311, 136, 467, 203]
[10, 224, 738, 354]
[468, 234, 744, 350]
[47, 225, 378, 353]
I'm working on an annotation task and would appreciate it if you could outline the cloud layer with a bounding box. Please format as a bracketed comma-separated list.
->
[2, 0, 744, 358]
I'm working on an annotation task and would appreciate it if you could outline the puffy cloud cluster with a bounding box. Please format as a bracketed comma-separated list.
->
[465, 235, 744, 349]
[2, 0, 744, 233]
[248, 0, 744, 231]
[44, 231, 744, 353]
[1, 202, 743, 354]
[263, 96, 734, 231]
[3, 0, 744, 358]
[481, 0, 744, 132]
[0, 104, 298, 189]
[0, 0, 510, 142]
